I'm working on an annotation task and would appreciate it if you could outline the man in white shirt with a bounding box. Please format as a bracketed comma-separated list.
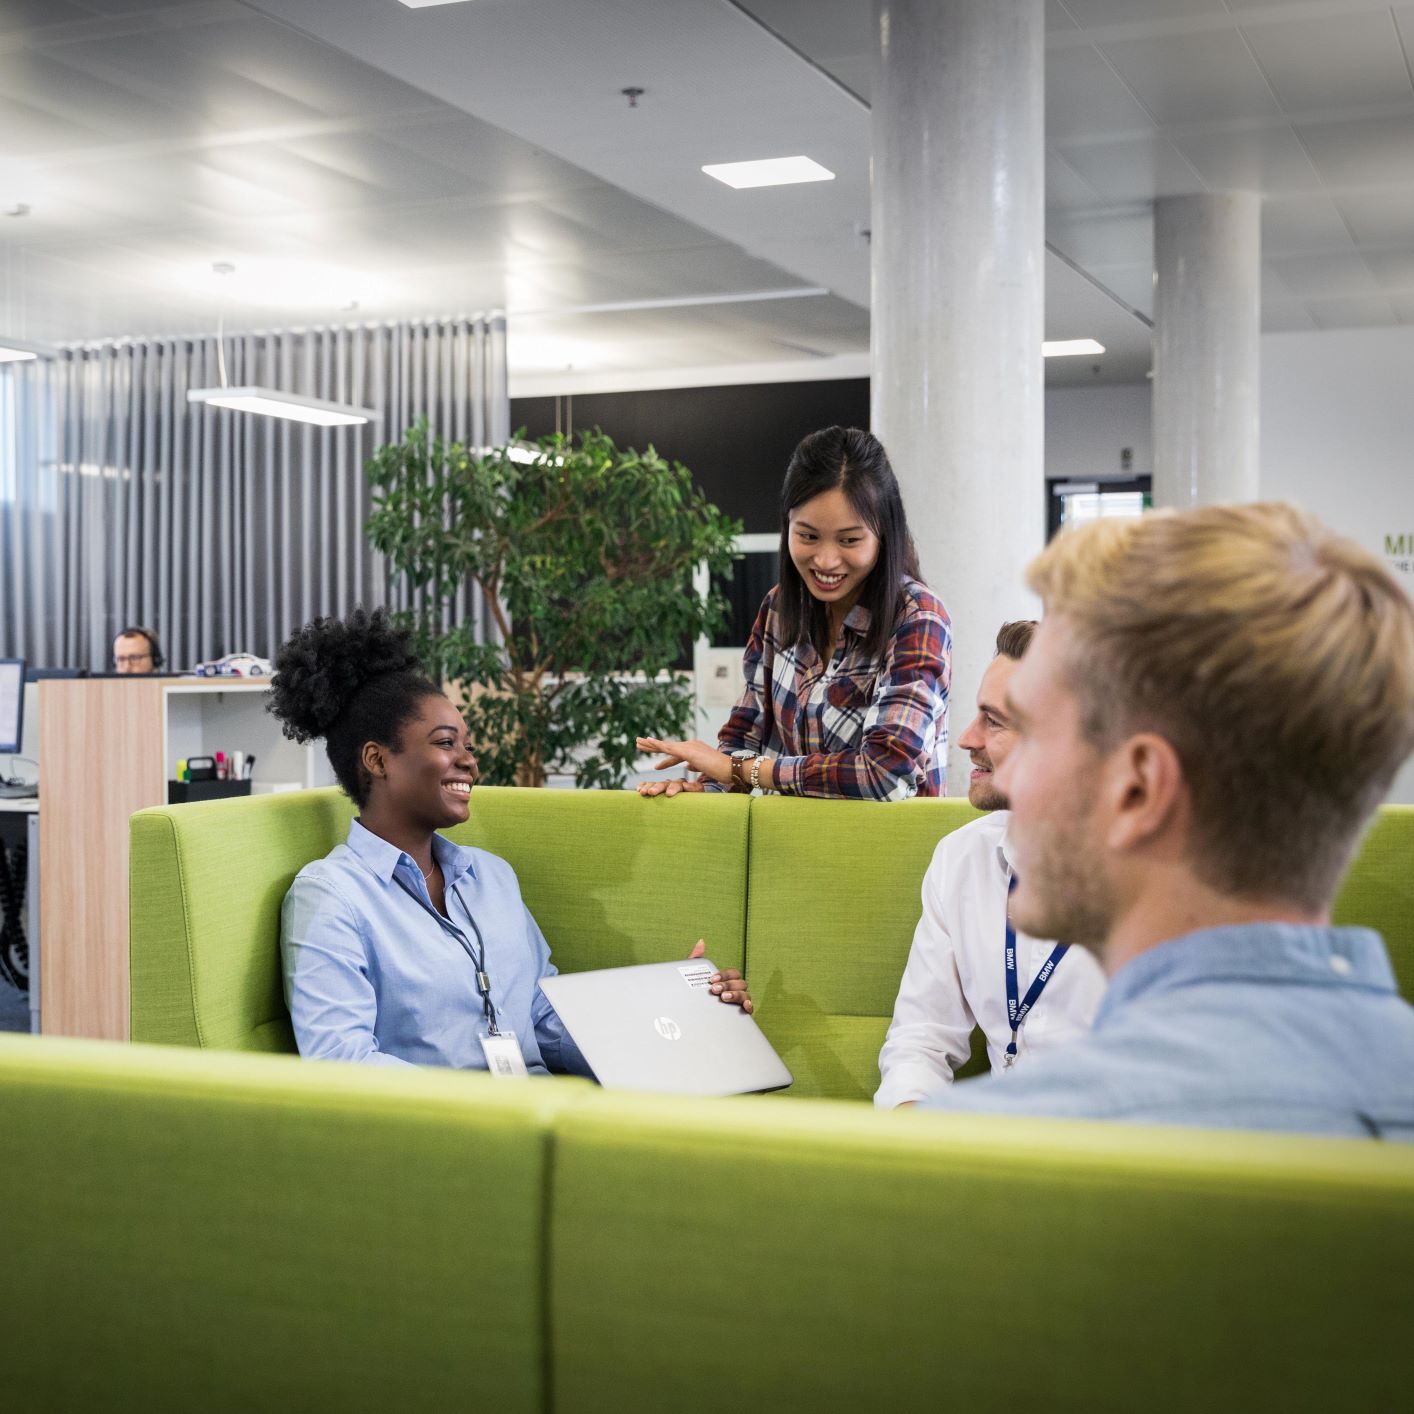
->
[875, 621, 1106, 1107]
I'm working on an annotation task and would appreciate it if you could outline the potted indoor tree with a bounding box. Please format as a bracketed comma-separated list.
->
[365, 419, 740, 787]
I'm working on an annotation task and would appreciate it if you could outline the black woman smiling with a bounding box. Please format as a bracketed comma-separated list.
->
[270, 609, 751, 1072]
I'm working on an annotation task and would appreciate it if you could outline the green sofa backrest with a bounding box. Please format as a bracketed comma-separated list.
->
[744, 794, 981, 1098]
[0, 1033, 588, 1414]
[130, 785, 750, 1052]
[130, 790, 1414, 1103]
[4, 1035, 1410, 1413]
[1332, 804, 1414, 1000]
[549, 1090, 1414, 1413]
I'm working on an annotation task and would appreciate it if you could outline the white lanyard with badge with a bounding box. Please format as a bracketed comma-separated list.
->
[398, 862, 528, 1078]
[1002, 874, 1070, 1068]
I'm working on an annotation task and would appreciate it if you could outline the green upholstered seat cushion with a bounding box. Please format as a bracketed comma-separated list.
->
[130, 785, 750, 1054]
[1333, 804, 1414, 1001]
[549, 1091, 1414, 1414]
[0, 1033, 591, 1414]
[744, 795, 983, 1100]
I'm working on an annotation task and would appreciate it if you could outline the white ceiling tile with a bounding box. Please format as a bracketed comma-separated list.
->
[1337, 190, 1414, 247]
[728, 2, 874, 63]
[1261, 262, 1297, 300]
[1306, 293, 1400, 329]
[378, 116, 601, 198]
[1361, 248, 1414, 291]
[1049, 208, 1155, 270]
[1061, 0, 1227, 26]
[1097, 30, 1283, 124]
[1296, 113, 1414, 189]
[1266, 252, 1379, 298]
[1171, 126, 1320, 193]
[1047, 1, 1081, 33]
[1260, 302, 1317, 333]
[817, 54, 874, 102]
[1392, 291, 1414, 322]
[1242, 12, 1413, 113]
[1054, 134, 1206, 202]
[1091, 264, 1156, 317]
[1046, 45, 1156, 140]
[0, 0, 96, 29]
[1046, 152, 1102, 210]
[276, 133, 483, 204]
[1261, 195, 1357, 254]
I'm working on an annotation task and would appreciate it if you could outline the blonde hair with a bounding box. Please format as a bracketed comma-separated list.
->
[1028, 502, 1414, 910]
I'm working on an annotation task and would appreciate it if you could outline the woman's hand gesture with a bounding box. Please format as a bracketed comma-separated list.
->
[635, 736, 733, 796]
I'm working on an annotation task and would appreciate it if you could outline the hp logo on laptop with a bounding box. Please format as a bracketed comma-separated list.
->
[653, 1016, 682, 1041]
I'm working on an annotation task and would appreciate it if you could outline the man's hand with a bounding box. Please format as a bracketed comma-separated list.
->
[687, 938, 753, 1015]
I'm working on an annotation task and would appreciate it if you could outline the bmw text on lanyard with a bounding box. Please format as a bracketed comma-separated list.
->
[397, 865, 502, 1037]
[1003, 874, 1069, 1069]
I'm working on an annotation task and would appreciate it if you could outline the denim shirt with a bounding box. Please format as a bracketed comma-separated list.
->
[926, 923, 1414, 1140]
[281, 818, 590, 1076]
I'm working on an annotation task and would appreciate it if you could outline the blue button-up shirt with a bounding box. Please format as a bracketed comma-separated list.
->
[926, 923, 1414, 1140]
[281, 819, 590, 1075]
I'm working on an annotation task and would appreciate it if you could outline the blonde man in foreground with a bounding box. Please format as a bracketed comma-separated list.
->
[926, 503, 1414, 1139]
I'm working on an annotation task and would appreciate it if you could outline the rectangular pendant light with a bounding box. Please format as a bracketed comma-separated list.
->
[0, 336, 57, 363]
[187, 386, 380, 427]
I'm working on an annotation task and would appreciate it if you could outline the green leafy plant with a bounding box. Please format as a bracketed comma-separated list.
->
[365, 420, 741, 788]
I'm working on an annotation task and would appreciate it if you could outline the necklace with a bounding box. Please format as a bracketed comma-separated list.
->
[421, 857, 438, 881]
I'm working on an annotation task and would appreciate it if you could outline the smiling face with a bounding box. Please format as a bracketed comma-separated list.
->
[787, 487, 881, 612]
[991, 616, 1118, 952]
[370, 693, 479, 831]
[956, 654, 1021, 811]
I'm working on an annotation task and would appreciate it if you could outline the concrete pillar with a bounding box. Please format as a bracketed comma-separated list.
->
[871, 0, 1045, 797]
[1152, 193, 1261, 507]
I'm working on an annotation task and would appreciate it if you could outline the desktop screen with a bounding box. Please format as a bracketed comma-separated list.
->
[0, 659, 23, 755]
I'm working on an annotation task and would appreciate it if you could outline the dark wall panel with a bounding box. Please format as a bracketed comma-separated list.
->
[511, 378, 870, 534]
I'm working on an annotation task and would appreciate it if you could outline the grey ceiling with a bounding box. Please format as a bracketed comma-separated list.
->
[2, 0, 1411, 387]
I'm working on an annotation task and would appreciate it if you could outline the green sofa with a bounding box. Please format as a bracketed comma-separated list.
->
[129, 787, 1414, 1098]
[4, 1033, 1410, 1412]
[3, 789, 1408, 1409]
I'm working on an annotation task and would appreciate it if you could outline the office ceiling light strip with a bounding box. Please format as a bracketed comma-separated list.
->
[187, 386, 381, 427]
[0, 336, 58, 363]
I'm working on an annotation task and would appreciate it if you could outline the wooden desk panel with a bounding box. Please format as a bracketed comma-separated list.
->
[38, 678, 166, 1039]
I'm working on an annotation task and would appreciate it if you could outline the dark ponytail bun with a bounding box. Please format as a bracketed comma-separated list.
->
[269, 608, 441, 805]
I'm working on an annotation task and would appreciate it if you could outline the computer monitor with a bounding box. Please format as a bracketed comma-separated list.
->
[0, 659, 23, 755]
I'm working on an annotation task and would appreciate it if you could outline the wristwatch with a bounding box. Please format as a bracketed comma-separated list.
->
[728, 749, 755, 792]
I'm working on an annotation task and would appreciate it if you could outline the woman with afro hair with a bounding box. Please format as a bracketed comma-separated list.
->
[270, 608, 751, 1073]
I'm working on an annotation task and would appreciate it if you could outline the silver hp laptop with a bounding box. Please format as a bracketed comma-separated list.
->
[539, 958, 793, 1096]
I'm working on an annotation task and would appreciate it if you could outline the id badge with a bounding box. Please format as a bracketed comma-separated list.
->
[479, 1029, 529, 1079]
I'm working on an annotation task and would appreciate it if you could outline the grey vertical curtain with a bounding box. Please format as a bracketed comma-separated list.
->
[0, 316, 507, 671]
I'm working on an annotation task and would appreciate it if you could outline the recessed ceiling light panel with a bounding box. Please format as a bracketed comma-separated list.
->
[187, 387, 380, 428]
[1042, 338, 1106, 358]
[702, 156, 836, 189]
[397, 1, 475, 9]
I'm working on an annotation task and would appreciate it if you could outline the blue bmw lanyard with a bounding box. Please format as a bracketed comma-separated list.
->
[1003, 875, 1069, 1068]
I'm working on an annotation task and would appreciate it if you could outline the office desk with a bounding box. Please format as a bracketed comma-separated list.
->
[38, 678, 334, 1039]
[0, 798, 39, 1034]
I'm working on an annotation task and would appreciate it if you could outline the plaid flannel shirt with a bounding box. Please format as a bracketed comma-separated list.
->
[711, 577, 952, 800]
